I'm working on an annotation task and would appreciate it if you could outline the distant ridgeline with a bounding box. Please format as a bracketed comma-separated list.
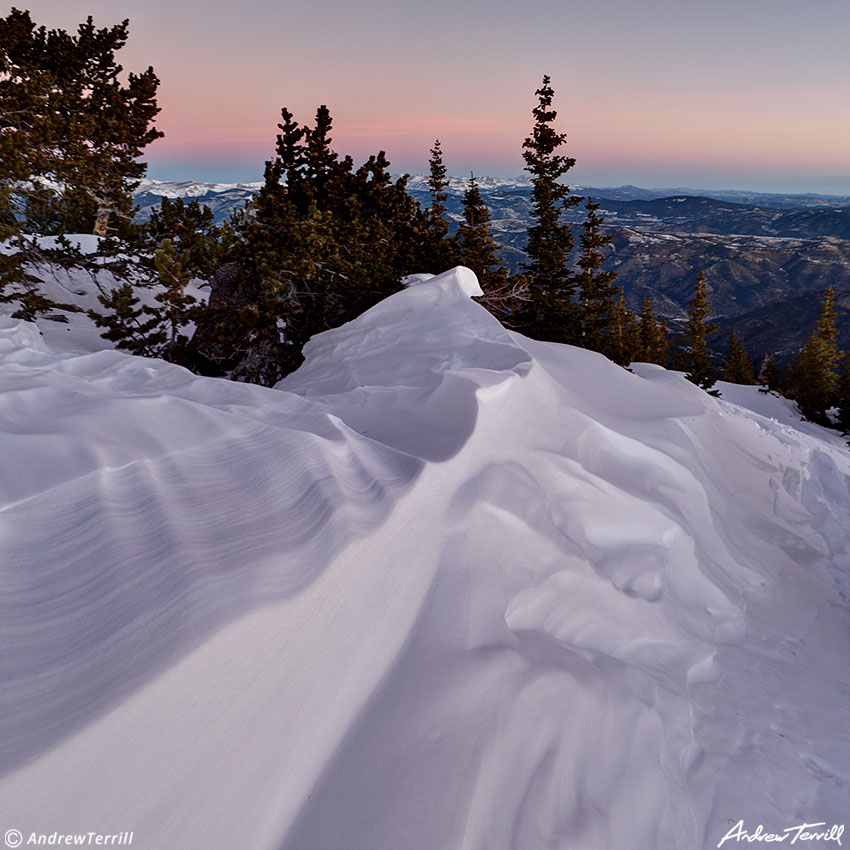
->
[135, 177, 850, 347]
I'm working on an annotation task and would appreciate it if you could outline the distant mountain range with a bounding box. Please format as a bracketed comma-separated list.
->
[135, 179, 263, 226]
[135, 178, 850, 365]
[136, 177, 850, 225]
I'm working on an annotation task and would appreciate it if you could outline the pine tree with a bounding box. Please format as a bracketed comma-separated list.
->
[455, 173, 509, 294]
[786, 285, 843, 423]
[90, 282, 165, 356]
[576, 198, 619, 352]
[145, 197, 219, 278]
[0, 193, 26, 314]
[275, 107, 307, 203]
[605, 290, 640, 367]
[722, 329, 755, 384]
[815, 284, 841, 368]
[758, 355, 783, 392]
[302, 104, 344, 204]
[188, 104, 432, 384]
[519, 75, 580, 341]
[0, 9, 162, 237]
[683, 270, 718, 390]
[151, 238, 204, 361]
[428, 140, 449, 217]
[421, 140, 455, 272]
[837, 353, 850, 431]
[637, 298, 670, 367]
[89, 238, 203, 362]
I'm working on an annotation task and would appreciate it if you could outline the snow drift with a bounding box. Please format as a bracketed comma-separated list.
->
[0, 267, 848, 849]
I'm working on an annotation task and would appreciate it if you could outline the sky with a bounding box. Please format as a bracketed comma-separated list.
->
[12, 0, 850, 193]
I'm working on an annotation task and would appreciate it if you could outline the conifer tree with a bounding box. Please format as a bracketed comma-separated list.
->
[0, 9, 162, 237]
[428, 140, 449, 217]
[1, 9, 162, 317]
[758, 355, 783, 393]
[576, 198, 619, 352]
[188, 104, 433, 384]
[605, 290, 640, 367]
[456, 173, 509, 294]
[150, 238, 204, 360]
[837, 353, 850, 431]
[90, 195, 220, 365]
[145, 197, 219, 278]
[275, 107, 307, 201]
[302, 104, 345, 203]
[90, 237, 203, 362]
[421, 140, 455, 272]
[786, 285, 842, 423]
[90, 282, 164, 356]
[638, 298, 670, 367]
[0, 198, 26, 315]
[722, 329, 755, 384]
[520, 75, 580, 340]
[683, 270, 718, 390]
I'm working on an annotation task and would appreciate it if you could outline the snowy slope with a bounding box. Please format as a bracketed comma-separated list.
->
[0, 268, 848, 850]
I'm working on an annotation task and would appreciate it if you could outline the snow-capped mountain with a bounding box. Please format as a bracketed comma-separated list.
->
[134, 178, 264, 225]
[136, 176, 850, 208]
[403, 173, 534, 194]
[0, 267, 848, 849]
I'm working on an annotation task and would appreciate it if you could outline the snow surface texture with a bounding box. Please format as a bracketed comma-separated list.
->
[1, 267, 848, 849]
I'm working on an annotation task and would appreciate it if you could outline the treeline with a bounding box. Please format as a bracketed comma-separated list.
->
[1, 10, 848, 429]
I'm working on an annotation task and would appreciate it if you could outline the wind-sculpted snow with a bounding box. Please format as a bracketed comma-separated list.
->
[0, 268, 848, 850]
[0, 318, 424, 770]
[279, 268, 532, 461]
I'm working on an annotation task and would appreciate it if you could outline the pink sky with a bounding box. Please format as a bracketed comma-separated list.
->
[18, 0, 850, 192]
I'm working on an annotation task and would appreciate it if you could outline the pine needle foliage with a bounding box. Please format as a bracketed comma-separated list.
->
[683, 271, 719, 390]
[605, 290, 641, 367]
[455, 173, 509, 295]
[1, 9, 161, 319]
[422, 140, 456, 272]
[722, 329, 755, 385]
[188, 104, 446, 384]
[90, 282, 164, 355]
[837, 353, 850, 431]
[0, 8, 162, 238]
[637, 298, 670, 367]
[519, 75, 580, 340]
[786, 285, 843, 423]
[576, 198, 619, 352]
[758, 355, 783, 393]
[145, 197, 219, 279]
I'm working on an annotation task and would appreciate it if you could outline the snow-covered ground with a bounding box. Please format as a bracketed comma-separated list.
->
[0, 267, 848, 849]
